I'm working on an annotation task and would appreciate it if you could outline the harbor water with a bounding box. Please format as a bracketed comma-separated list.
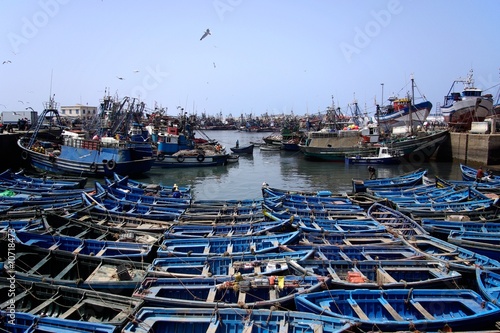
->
[131, 130, 464, 201]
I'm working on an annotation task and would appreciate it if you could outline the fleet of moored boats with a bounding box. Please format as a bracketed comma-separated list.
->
[1, 164, 500, 332]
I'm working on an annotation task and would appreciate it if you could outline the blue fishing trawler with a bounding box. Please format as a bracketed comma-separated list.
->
[17, 95, 154, 177]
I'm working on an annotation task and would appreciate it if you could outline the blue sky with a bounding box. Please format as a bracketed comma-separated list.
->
[1, 0, 499, 118]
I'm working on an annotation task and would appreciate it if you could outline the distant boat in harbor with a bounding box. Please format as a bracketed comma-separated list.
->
[441, 69, 494, 131]
[17, 95, 154, 177]
[345, 146, 402, 165]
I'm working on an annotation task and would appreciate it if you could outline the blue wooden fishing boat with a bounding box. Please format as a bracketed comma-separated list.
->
[0, 169, 84, 189]
[35, 212, 162, 245]
[81, 192, 184, 221]
[157, 231, 301, 257]
[121, 307, 355, 333]
[286, 244, 426, 261]
[148, 249, 315, 277]
[263, 205, 369, 221]
[461, 163, 500, 182]
[3, 243, 148, 295]
[14, 168, 88, 188]
[263, 198, 364, 213]
[8, 229, 153, 261]
[352, 168, 427, 193]
[134, 275, 328, 309]
[394, 194, 495, 215]
[112, 172, 192, 193]
[367, 202, 428, 237]
[262, 184, 344, 198]
[177, 212, 266, 225]
[447, 231, 500, 260]
[17, 96, 155, 177]
[262, 185, 351, 204]
[476, 269, 500, 304]
[287, 259, 461, 289]
[230, 144, 254, 154]
[66, 209, 174, 232]
[381, 186, 477, 204]
[165, 218, 293, 238]
[0, 311, 116, 333]
[0, 278, 143, 329]
[293, 216, 386, 234]
[95, 181, 191, 208]
[421, 218, 500, 239]
[300, 231, 402, 246]
[403, 234, 500, 272]
[295, 288, 500, 332]
[111, 172, 191, 197]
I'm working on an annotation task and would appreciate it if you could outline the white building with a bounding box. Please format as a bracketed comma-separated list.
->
[60, 104, 98, 120]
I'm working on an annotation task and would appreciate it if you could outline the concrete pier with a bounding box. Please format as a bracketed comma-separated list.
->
[448, 133, 500, 165]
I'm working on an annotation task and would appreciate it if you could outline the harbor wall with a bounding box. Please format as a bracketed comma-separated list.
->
[446, 132, 500, 166]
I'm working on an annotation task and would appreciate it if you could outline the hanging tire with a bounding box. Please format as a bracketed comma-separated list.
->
[177, 155, 185, 163]
[157, 153, 165, 161]
[197, 154, 205, 162]
[89, 163, 98, 173]
[21, 150, 29, 160]
[106, 159, 116, 171]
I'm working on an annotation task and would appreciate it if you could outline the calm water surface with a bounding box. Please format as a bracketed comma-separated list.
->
[133, 130, 463, 201]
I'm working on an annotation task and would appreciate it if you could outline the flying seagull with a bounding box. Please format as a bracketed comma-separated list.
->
[200, 29, 211, 41]
[213, 62, 216, 68]
[2, 60, 11, 64]
[116, 76, 124, 80]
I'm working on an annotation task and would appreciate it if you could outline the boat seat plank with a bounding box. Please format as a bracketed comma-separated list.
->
[202, 264, 210, 277]
[226, 243, 233, 255]
[206, 287, 216, 303]
[238, 290, 246, 305]
[242, 321, 253, 333]
[376, 268, 398, 284]
[48, 243, 59, 251]
[347, 298, 369, 321]
[53, 260, 77, 280]
[309, 323, 323, 333]
[27, 255, 50, 275]
[410, 300, 435, 320]
[95, 248, 107, 257]
[206, 320, 219, 333]
[279, 320, 289, 333]
[326, 267, 341, 281]
[378, 297, 404, 321]
[29, 296, 60, 315]
[269, 287, 277, 301]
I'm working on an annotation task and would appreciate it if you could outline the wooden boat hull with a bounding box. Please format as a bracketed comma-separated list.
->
[295, 288, 500, 332]
[122, 307, 354, 333]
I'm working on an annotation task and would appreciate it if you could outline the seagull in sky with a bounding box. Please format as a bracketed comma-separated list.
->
[2, 60, 11, 64]
[116, 76, 124, 80]
[18, 100, 24, 104]
[213, 62, 216, 68]
[133, 70, 139, 73]
[200, 28, 211, 41]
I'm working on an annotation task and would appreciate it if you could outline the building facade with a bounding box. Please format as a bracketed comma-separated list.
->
[60, 104, 98, 120]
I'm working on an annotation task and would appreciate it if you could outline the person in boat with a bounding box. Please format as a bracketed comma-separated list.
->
[235, 140, 239, 148]
[368, 165, 376, 180]
[476, 166, 485, 182]
[172, 184, 181, 198]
